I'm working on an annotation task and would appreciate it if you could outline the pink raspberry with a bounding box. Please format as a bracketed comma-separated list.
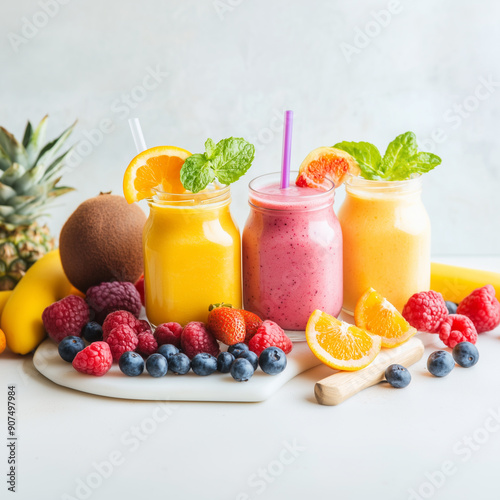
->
[181, 322, 220, 359]
[102, 310, 142, 340]
[136, 332, 158, 357]
[402, 291, 448, 333]
[72, 342, 112, 376]
[106, 324, 139, 361]
[42, 295, 90, 343]
[86, 282, 141, 323]
[248, 320, 293, 356]
[137, 319, 152, 334]
[457, 285, 500, 333]
[154, 322, 183, 348]
[438, 314, 478, 348]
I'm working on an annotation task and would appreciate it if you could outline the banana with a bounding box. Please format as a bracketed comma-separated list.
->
[431, 262, 500, 303]
[1, 250, 77, 355]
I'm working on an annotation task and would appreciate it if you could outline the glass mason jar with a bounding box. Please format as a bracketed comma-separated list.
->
[242, 172, 343, 333]
[338, 175, 431, 314]
[143, 185, 241, 326]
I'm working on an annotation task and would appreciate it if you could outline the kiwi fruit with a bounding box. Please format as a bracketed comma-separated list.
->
[59, 193, 146, 292]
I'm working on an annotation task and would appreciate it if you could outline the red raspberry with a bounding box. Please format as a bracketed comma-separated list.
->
[154, 322, 183, 348]
[402, 291, 448, 333]
[181, 322, 220, 359]
[239, 310, 263, 344]
[106, 324, 139, 361]
[86, 282, 141, 323]
[438, 314, 478, 348]
[248, 320, 293, 356]
[136, 332, 158, 357]
[102, 310, 143, 340]
[135, 275, 145, 306]
[457, 285, 500, 333]
[137, 319, 152, 334]
[42, 295, 90, 343]
[72, 341, 112, 376]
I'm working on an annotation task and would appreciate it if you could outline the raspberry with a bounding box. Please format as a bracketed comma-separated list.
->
[181, 322, 220, 359]
[137, 319, 152, 334]
[154, 322, 183, 348]
[102, 310, 143, 340]
[457, 285, 500, 333]
[136, 332, 158, 357]
[106, 325, 139, 361]
[72, 341, 112, 376]
[135, 275, 145, 306]
[439, 314, 478, 348]
[402, 291, 448, 333]
[248, 320, 293, 356]
[86, 282, 141, 323]
[42, 295, 90, 343]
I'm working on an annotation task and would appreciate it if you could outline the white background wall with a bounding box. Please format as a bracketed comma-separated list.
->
[1, 0, 499, 255]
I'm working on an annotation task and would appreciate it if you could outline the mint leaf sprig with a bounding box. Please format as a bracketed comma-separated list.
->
[334, 132, 441, 181]
[180, 137, 255, 193]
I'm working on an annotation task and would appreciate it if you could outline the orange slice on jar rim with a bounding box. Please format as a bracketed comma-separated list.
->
[295, 147, 360, 190]
[305, 310, 382, 371]
[355, 288, 417, 348]
[123, 146, 192, 203]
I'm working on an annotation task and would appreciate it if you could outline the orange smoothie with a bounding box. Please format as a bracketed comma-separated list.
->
[143, 186, 241, 326]
[338, 176, 430, 313]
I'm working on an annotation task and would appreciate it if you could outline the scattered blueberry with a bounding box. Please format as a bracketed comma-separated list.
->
[191, 353, 218, 376]
[228, 343, 249, 355]
[157, 344, 180, 362]
[146, 353, 168, 377]
[445, 301, 458, 315]
[259, 347, 287, 375]
[119, 351, 145, 376]
[169, 353, 191, 375]
[58, 336, 86, 362]
[384, 364, 411, 388]
[217, 352, 235, 373]
[452, 342, 479, 368]
[230, 358, 254, 382]
[427, 350, 455, 377]
[81, 322, 103, 343]
[237, 350, 259, 371]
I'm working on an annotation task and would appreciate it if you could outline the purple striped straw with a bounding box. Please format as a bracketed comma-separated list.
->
[280, 110, 293, 189]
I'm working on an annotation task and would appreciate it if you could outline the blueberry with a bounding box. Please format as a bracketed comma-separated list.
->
[217, 352, 235, 373]
[58, 336, 86, 362]
[157, 344, 180, 362]
[452, 342, 479, 368]
[81, 322, 103, 342]
[384, 364, 411, 388]
[169, 353, 191, 375]
[230, 358, 254, 382]
[258, 347, 287, 375]
[445, 301, 458, 315]
[228, 343, 249, 355]
[146, 353, 168, 377]
[237, 350, 259, 371]
[119, 351, 145, 376]
[191, 353, 218, 376]
[427, 350, 455, 377]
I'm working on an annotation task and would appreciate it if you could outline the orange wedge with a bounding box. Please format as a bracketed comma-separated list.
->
[123, 146, 192, 203]
[355, 288, 417, 348]
[295, 147, 360, 189]
[305, 310, 382, 371]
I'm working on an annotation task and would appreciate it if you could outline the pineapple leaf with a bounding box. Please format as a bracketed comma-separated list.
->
[0, 205, 15, 218]
[1, 163, 26, 187]
[25, 115, 48, 166]
[0, 145, 10, 171]
[35, 120, 76, 170]
[48, 186, 75, 198]
[42, 148, 73, 182]
[0, 127, 28, 167]
[13, 163, 45, 192]
[0, 182, 17, 204]
[6, 195, 37, 210]
[22, 121, 33, 148]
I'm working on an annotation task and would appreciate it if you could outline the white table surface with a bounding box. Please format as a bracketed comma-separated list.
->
[1, 256, 499, 500]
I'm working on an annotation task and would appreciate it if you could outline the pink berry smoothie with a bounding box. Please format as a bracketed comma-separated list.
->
[242, 173, 343, 331]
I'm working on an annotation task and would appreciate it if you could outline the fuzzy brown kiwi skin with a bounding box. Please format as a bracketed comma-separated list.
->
[59, 193, 146, 293]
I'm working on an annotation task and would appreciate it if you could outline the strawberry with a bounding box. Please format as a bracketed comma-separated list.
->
[207, 303, 246, 346]
[239, 310, 263, 343]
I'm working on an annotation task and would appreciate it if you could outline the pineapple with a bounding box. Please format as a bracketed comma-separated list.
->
[0, 116, 75, 290]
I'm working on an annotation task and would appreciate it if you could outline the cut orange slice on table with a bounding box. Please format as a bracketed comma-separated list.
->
[295, 147, 360, 189]
[123, 146, 192, 203]
[305, 310, 382, 371]
[355, 288, 417, 348]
